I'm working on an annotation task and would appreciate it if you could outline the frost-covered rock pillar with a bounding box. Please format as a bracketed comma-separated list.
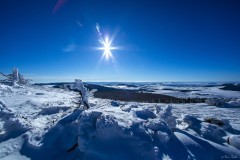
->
[71, 79, 90, 109]
[12, 67, 19, 85]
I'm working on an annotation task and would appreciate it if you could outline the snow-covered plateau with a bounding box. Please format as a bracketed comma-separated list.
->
[0, 83, 239, 160]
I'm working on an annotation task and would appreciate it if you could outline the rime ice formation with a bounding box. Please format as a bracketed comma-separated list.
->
[71, 79, 89, 108]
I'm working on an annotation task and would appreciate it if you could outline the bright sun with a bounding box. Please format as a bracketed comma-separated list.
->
[104, 41, 110, 54]
[101, 37, 113, 60]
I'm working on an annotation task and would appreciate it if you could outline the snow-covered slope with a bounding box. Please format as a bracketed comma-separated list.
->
[0, 84, 79, 159]
[0, 84, 239, 160]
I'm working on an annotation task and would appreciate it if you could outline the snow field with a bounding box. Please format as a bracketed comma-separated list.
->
[0, 84, 239, 160]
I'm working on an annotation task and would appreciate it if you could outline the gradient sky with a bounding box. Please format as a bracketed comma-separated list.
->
[1, 0, 240, 82]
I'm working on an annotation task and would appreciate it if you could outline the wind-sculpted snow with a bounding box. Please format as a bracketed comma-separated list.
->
[77, 106, 177, 160]
[0, 84, 239, 160]
[74, 104, 240, 160]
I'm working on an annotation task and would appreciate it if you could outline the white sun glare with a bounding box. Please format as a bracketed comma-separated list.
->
[103, 38, 111, 58]
[101, 36, 114, 60]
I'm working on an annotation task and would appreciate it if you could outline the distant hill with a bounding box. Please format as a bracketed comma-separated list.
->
[220, 83, 240, 91]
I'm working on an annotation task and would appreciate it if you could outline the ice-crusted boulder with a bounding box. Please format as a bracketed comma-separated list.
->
[110, 100, 120, 107]
[133, 108, 157, 120]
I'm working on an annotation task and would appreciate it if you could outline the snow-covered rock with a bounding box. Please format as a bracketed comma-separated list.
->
[228, 135, 240, 150]
[133, 108, 157, 120]
[110, 100, 120, 107]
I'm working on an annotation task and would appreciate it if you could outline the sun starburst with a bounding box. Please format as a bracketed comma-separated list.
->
[99, 36, 115, 60]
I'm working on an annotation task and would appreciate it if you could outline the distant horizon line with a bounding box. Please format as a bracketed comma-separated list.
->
[33, 80, 240, 84]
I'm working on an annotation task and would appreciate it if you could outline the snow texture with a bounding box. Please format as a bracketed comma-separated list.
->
[0, 83, 239, 160]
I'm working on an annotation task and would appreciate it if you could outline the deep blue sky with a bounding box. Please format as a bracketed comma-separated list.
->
[1, 0, 240, 82]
